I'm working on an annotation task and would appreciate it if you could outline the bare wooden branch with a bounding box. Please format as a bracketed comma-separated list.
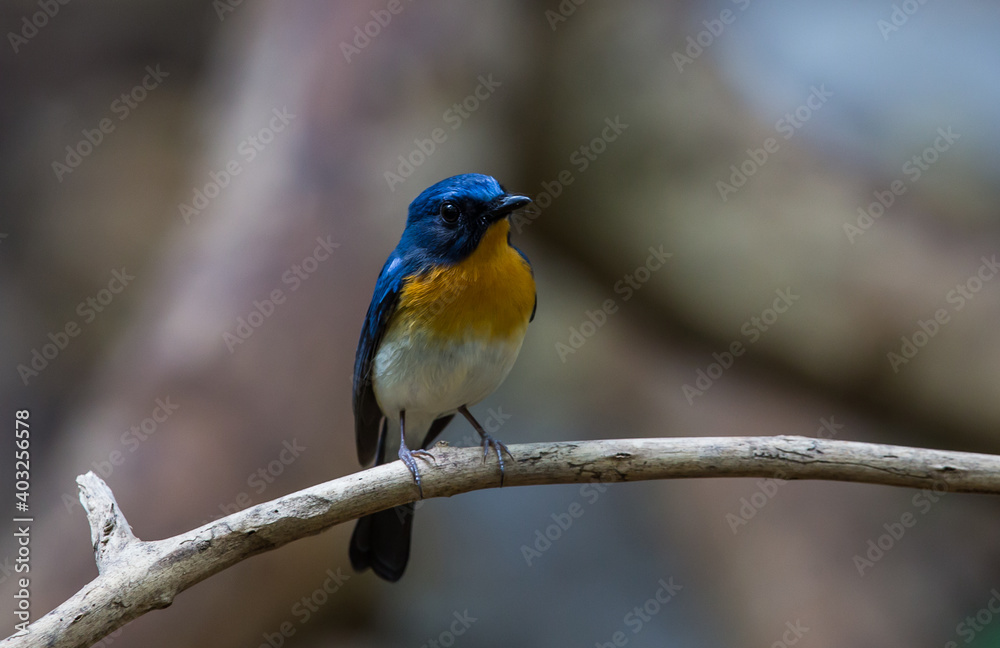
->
[6, 435, 1000, 648]
[77, 472, 137, 574]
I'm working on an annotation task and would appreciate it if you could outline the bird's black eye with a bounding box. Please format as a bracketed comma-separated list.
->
[440, 201, 461, 224]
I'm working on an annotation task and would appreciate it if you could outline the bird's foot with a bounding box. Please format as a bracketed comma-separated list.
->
[399, 445, 435, 498]
[480, 434, 515, 487]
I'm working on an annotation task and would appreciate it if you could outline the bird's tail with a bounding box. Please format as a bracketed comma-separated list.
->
[349, 503, 415, 582]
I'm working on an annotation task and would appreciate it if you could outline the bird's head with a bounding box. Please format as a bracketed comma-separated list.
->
[400, 174, 531, 264]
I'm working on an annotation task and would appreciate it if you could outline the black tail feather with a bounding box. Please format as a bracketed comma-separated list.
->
[349, 503, 415, 582]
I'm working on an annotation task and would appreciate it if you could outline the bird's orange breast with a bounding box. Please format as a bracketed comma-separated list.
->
[395, 219, 535, 341]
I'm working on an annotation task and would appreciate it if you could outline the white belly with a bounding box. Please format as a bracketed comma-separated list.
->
[372, 324, 526, 447]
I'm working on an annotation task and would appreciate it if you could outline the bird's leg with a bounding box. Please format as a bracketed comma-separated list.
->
[398, 410, 435, 497]
[458, 405, 514, 487]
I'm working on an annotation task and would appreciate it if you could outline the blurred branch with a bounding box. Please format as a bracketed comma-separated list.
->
[7, 435, 1000, 648]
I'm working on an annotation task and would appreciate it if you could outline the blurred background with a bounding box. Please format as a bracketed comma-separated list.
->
[3, 1, 1000, 646]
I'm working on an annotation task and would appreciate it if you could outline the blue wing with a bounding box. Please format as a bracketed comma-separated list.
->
[353, 253, 411, 466]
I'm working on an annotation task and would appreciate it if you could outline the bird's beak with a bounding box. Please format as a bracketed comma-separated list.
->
[487, 194, 532, 222]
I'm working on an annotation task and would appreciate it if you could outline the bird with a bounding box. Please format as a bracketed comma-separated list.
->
[349, 173, 536, 582]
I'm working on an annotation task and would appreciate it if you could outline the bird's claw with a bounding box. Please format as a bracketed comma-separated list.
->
[399, 446, 435, 498]
[480, 434, 514, 487]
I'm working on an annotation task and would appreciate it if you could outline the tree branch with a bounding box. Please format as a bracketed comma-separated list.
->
[6, 435, 1000, 647]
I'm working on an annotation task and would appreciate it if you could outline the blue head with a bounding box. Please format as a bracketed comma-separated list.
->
[397, 174, 531, 265]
